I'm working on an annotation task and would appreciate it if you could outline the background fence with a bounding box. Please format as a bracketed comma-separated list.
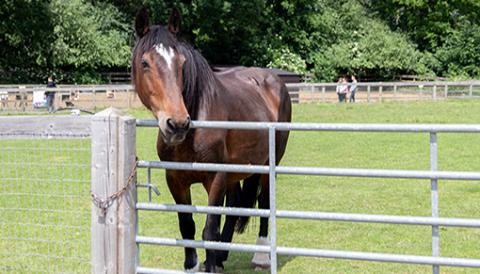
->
[0, 116, 91, 273]
[1, 80, 480, 113]
[0, 85, 141, 113]
[288, 80, 480, 103]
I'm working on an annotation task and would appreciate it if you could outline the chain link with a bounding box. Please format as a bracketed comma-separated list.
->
[91, 158, 137, 216]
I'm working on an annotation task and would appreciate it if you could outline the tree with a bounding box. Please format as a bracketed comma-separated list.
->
[309, 0, 430, 81]
[50, 0, 131, 82]
[435, 21, 480, 78]
[366, 0, 480, 78]
[1, 0, 478, 83]
[0, 0, 54, 82]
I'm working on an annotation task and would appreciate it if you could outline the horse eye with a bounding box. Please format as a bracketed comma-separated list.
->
[141, 60, 149, 69]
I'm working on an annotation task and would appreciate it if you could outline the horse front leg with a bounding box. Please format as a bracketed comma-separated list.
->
[202, 172, 227, 273]
[166, 172, 198, 271]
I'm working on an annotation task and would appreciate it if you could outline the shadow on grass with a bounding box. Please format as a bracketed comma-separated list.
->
[223, 251, 295, 274]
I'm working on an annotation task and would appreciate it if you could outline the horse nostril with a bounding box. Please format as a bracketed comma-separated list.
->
[166, 117, 191, 133]
[183, 117, 191, 130]
[166, 118, 176, 131]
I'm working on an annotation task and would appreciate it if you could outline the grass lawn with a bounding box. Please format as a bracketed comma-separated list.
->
[1, 99, 480, 273]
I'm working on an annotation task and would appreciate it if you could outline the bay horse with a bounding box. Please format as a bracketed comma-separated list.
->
[132, 8, 291, 273]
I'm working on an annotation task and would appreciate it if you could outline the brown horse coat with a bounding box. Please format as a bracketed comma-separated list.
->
[132, 8, 291, 272]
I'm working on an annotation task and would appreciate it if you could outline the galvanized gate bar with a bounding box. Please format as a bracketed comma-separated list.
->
[430, 132, 440, 274]
[268, 126, 278, 274]
[137, 203, 270, 217]
[137, 267, 210, 274]
[275, 166, 480, 180]
[276, 210, 480, 227]
[136, 236, 270, 253]
[138, 160, 480, 180]
[137, 160, 269, 174]
[276, 247, 480, 268]
[136, 236, 480, 268]
[137, 120, 480, 132]
[136, 203, 480, 227]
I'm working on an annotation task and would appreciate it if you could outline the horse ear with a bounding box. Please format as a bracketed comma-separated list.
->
[168, 8, 181, 35]
[135, 8, 150, 38]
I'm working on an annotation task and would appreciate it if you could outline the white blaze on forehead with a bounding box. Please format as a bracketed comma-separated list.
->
[154, 43, 175, 70]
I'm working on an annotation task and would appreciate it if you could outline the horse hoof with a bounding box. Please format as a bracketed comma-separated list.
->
[251, 262, 271, 271]
[185, 261, 200, 272]
[216, 265, 224, 273]
[251, 237, 271, 271]
[251, 253, 271, 271]
[199, 262, 224, 273]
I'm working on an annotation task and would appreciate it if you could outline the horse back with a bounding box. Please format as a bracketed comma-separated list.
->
[215, 67, 291, 123]
[211, 67, 291, 166]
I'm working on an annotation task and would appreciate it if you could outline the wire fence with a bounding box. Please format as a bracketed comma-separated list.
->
[0, 120, 91, 273]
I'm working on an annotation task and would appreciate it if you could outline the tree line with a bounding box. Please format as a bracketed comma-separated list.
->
[1, 0, 479, 84]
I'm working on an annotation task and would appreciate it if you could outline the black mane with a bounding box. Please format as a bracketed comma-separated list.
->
[132, 25, 217, 120]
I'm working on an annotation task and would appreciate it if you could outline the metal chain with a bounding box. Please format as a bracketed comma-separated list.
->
[91, 158, 137, 216]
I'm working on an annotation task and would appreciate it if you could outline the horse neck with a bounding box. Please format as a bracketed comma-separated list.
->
[184, 47, 219, 120]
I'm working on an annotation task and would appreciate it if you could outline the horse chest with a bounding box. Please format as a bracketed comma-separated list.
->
[157, 137, 223, 163]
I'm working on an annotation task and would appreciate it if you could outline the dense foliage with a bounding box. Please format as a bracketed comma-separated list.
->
[1, 0, 479, 83]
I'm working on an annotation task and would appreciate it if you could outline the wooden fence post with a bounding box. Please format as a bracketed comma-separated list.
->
[93, 89, 97, 110]
[379, 85, 383, 103]
[367, 85, 371, 102]
[91, 107, 137, 274]
[321, 86, 326, 103]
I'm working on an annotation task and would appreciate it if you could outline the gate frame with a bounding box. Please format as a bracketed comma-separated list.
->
[91, 108, 480, 274]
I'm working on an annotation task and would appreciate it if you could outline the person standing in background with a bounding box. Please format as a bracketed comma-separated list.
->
[336, 77, 348, 102]
[349, 75, 357, 102]
[45, 76, 56, 113]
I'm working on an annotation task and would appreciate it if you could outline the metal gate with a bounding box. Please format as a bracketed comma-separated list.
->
[90, 108, 480, 274]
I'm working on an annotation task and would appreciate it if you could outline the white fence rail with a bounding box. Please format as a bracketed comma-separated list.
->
[89, 108, 480, 274]
[288, 81, 480, 103]
[0, 85, 140, 112]
[1, 80, 480, 113]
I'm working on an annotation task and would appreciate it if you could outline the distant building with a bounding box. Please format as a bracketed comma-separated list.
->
[104, 67, 304, 84]
[213, 66, 303, 84]
[263, 68, 303, 84]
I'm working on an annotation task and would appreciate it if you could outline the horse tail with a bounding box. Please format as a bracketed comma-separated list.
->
[235, 174, 261, 233]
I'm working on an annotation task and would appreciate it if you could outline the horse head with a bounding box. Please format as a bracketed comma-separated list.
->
[132, 8, 190, 146]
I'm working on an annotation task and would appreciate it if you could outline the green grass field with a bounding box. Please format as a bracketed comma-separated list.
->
[1, 99, 480, 273]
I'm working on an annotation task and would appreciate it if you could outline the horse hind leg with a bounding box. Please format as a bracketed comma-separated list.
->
[251, 174, 271, 270]
[216, 174, 261, 269]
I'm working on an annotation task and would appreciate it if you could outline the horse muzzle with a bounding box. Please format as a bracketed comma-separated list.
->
[159, 117, 191, 146]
